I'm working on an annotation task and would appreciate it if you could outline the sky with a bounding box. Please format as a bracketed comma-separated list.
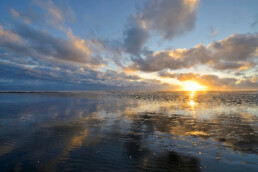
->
[0, 0, 258, 91]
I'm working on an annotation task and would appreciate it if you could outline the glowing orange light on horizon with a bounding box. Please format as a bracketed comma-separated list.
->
[182, 81, 207, 91]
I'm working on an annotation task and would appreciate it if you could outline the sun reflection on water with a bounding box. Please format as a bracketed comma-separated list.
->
[190, 92, 195, 98]
[188, 91, 198, 118]
[0, 92, 258, 171]
[188, 91, 196, 108]
[189, 100, 195, 107]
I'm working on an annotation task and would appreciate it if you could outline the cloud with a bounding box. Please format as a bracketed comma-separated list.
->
[234, 72, 244, 76]
[0, 25, 28, 55]
[123, 0, 199, 56]
[2, 0, 258, 91]
[158, 71, 258, 90]
[34, 0, 75, 27]
[10, 0, 75, 28]
[10, 8, 20, 18]
[97, 70, 142, 82]
[158, 71, 240, 90]
[209, 26, 218, 37]
[158, 71, 176, 78]
[10, 8, 41, 24]
[1, 0, 136, 91]
[123, 22, 149, 56]
[209, 34, 258, 61]
[138, 0, 199, 39]
[0, 60, 174, 91]
[4, 1, 114, 69]
[251, 14, 258, 30]
[236, 75, 258, 90]
[0, 24, 105, 67]
[176, 73, 237, 90]
[128, 33, 258, 72]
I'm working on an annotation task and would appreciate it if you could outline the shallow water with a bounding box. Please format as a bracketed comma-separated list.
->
[0, 91, 258, 171]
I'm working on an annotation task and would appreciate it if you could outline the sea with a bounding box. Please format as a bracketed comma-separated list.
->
[0, 91, 258, 171]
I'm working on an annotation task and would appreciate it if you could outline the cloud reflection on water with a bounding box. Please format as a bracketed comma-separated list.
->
[0, 92, 257, 171]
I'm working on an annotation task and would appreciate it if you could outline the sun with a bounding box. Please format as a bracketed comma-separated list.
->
[183, 81, 207, 91]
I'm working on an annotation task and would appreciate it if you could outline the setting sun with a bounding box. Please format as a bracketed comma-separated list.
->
[183, 81, 207, 91]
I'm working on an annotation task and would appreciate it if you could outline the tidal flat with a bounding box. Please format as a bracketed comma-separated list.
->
[0, 91, 258, 171]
